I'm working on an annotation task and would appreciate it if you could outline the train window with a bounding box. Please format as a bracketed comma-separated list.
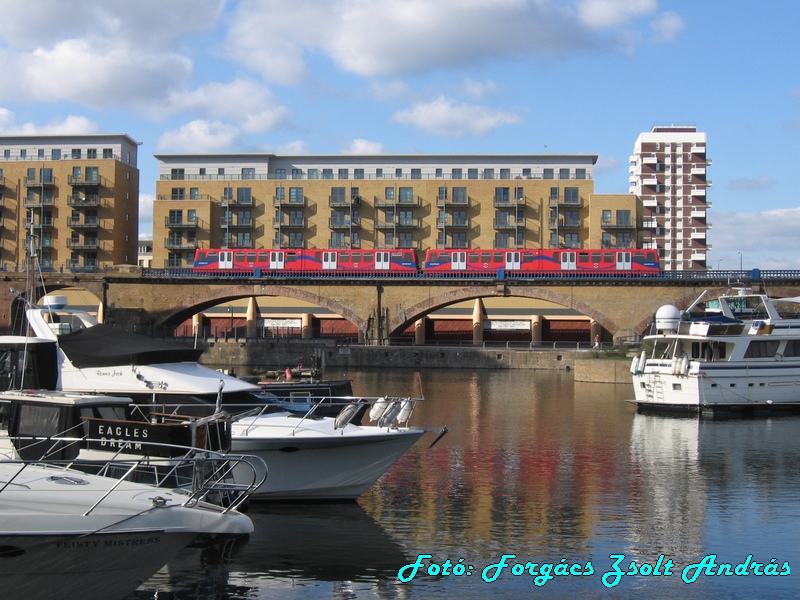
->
[493, 253, 503, 262]
[341, 252, 349, 261]
[429, 252, 438, 262]
[235, 252, 245, 261]
[352, 252, 361, 262]
[286, 252, 298, 262]
[591, 252, 601, 263]
[364, 252, 374, 261]
[481, 252, 490, 263]
[196, 251, 206, 261]
[258, 252, 268, 262]
[391, 252, 402, 258]
[522, 252, 534, 262]
[633, 252, 644, 260]
[208, 252, 218, 261]
[604, 253, 613, 263]
[440, 252, 450, 260]
[246, 252, 257, 262]
[578, 253, 590, 263]
[469, 252, 479, 262]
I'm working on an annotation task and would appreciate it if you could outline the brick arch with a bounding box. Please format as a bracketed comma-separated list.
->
[153, 284, 366, 331]
[387, 285, 623, 336]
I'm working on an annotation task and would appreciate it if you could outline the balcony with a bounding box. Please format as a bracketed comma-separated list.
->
[24, 176, 55, 188]
[493, 197, 525, 208]
[329, 218, 360, 229]
[68, 175, 102, 187]
[329, 196, 360, 208]
[436, 218, 469, 230]
[272, 196, 303, 208]
[67, 238, 100, 250]
[221, 218, 252, 229]
[548, 197, 582, 208]
[642, 197, 659, 207]
[24, 218, 55, 229]
[68, 195, 101, 207]
[436, 197, 470, 208]
[164, 238, 199, 250]
[166, 217, 199, 229]
[67, 216, 99, 229]
[23, 196, 55, 208]
[549, 218, 582, 230]
[601, 220, 634, 230]
[273, 218, 305, 229]
[493, 218, 525, 230]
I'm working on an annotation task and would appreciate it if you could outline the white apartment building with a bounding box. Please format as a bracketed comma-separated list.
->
[629, 125, 710, 271]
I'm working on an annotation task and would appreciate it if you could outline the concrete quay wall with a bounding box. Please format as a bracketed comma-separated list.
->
[193, 338, 631, 383]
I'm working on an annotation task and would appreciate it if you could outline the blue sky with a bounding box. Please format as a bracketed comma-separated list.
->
[0, 0, 797, 269]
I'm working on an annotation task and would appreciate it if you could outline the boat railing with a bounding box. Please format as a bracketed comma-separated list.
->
[0, 435, 266, 512]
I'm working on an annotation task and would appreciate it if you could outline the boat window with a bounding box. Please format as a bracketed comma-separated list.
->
[691, 341, 728, 361]
[743, 340, 780, 358]
[652, 339, 675, 360]
[782, 340, 800, 357]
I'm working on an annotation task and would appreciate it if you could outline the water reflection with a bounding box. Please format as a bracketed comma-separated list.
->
[129, 368, 800, 599]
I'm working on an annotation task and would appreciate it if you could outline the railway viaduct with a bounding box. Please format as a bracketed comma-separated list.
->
[2, 267, 798, 344]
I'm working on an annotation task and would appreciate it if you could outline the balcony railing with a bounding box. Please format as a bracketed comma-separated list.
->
[68, 195, 101, 207]
[67, 217, 99, 229]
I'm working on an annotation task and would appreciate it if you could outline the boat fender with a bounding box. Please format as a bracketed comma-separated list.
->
[680, 355, 689, 375]
[671, 357, 680, 375]
[334, 402, 361, 430]
[630, 356, 639, 375]
[369, 397, 390, 422]
[378, 401, 402, 428]
[396, 399, 415, 424]
[639, 350, 647, 371]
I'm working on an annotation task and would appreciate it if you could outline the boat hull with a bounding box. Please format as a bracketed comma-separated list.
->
[0, 530, 196, 600]
[231, 420, 425, 500]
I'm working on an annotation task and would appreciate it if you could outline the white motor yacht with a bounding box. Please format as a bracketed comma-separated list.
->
[631, 287, 800, 411]
[0, 456, 254, 600]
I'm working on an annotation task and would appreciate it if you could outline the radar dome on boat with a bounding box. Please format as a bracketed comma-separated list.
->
[42, 295, 68, 309]
[655, 305, 681, 332]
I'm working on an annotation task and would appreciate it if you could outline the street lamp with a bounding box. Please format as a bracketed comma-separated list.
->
[717, 258, 723, 270]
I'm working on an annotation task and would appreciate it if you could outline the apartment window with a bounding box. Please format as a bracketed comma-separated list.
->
[338, 168, 349, 180]
[292, 168, 303, 179]
[242, 168, 256, 180]
[616, 210, 632, 226]
[274, 168, 285, 180]
[617, 231, 632, 247]
[468, 168, 478, 180]
[564, 187, 579, 204]
[438, 187, 448, 200]
[238, 210, 252, 226]
[398, 210, 415, 226]
[398, 231, 414, 248]
[564, 233, 579, 248]
[376, 168, 383, 178]
[435, 168, 443, 179]
[237, 187, 252, 204]
[37, 149, 45, 159]
[19, 149, 26, 158]
[222, 209, 233, 225]
[87, 149, 97, 159]
[103, 148, 113, 159]
[564, 210, 580, 228]
[602, 210, 612, 224]
[451, 168, 462, 180]
[576, 168, 586, 180]
[453, 187, 467, 204]
[289, 187, 304, 203]
[52, 149, 62, 160]
[452, 232, 467, 248]
[354, 168, 364, 180]
[168, 209, 183, 225]
[221, 232, 233, 248]
[385, 187, 395, 201]
[222, 187, 234, 201]
[495, 232, 510, 248]
[398, 187, 414, 204]
[453, 209, 467, 227]
[515, 187, 524, 200]
[395, 168, 403, 178]
[322, 169, 333, 180]
[189, 187, 199, 200]
[522, 168, 531, 178]
[288, 231, 304, 248]
[331, 232, 346, 248]
[602, 232, 612, 247]
[238, 232, 252, 247]
[171, 188, 185, 200]
[71, 148, 82, 159]
[495, 187, 510, 203]
[483, 168, 494, 179]
[171, 168, 185, 180]
[85, 166, 98, 182]
[288, 209, 303, 225]
[308, 169, 319, 179]
[275, 186, 285, 201]
[549, 187, 559, 201]
[384, 231, 395, 246]
[218, 168, 225, 176]
[559, 168, 570, 179]
[411, 168, 421, 180]
[543, 168, 554, 180]
[3, 149, 9, 158]
[187, 209, 197, 224]
[498, 168, 509, 180]
[331, 187, 346, 204]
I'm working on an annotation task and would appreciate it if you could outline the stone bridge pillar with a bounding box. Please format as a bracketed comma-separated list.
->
[472, 298, 485, 346]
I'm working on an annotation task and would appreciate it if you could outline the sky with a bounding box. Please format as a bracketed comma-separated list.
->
[0, 0, 798, 270]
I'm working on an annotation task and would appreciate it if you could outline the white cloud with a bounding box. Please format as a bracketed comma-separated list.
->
[650, 11, 685, 42]
[0, 108, 99, 135]
[278, 140, 311, 155]
[162, 79, 291, 133]
[463, 79, 500, 99]
[224, 0, 664, 83]
[711, 208, 800, 270]
[157, 120, 242, 153]
[392, 96, 523, 136]
[343, 139, 386, 154]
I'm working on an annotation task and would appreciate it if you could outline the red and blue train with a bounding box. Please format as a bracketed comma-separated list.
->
[193, 248, 660, 276]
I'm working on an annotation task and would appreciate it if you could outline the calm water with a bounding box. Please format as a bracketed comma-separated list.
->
[127, 368, 800, 599]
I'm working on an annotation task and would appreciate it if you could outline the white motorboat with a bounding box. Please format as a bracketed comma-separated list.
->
[8, 296, 446, 501]
[631, 286, 800, 411]
[0, 456, 254, 600]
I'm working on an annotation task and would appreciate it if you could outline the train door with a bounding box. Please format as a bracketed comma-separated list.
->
[505, 251, 521, 271]
[323, 251, 338, 270]
[616, 251, 632, 271]
[451, 251, 467, 270]
[375, 251, 391, 270]
[560, 251, 577, 271]
[219, 250, 234, 269]
[269, 251, 285, 269]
